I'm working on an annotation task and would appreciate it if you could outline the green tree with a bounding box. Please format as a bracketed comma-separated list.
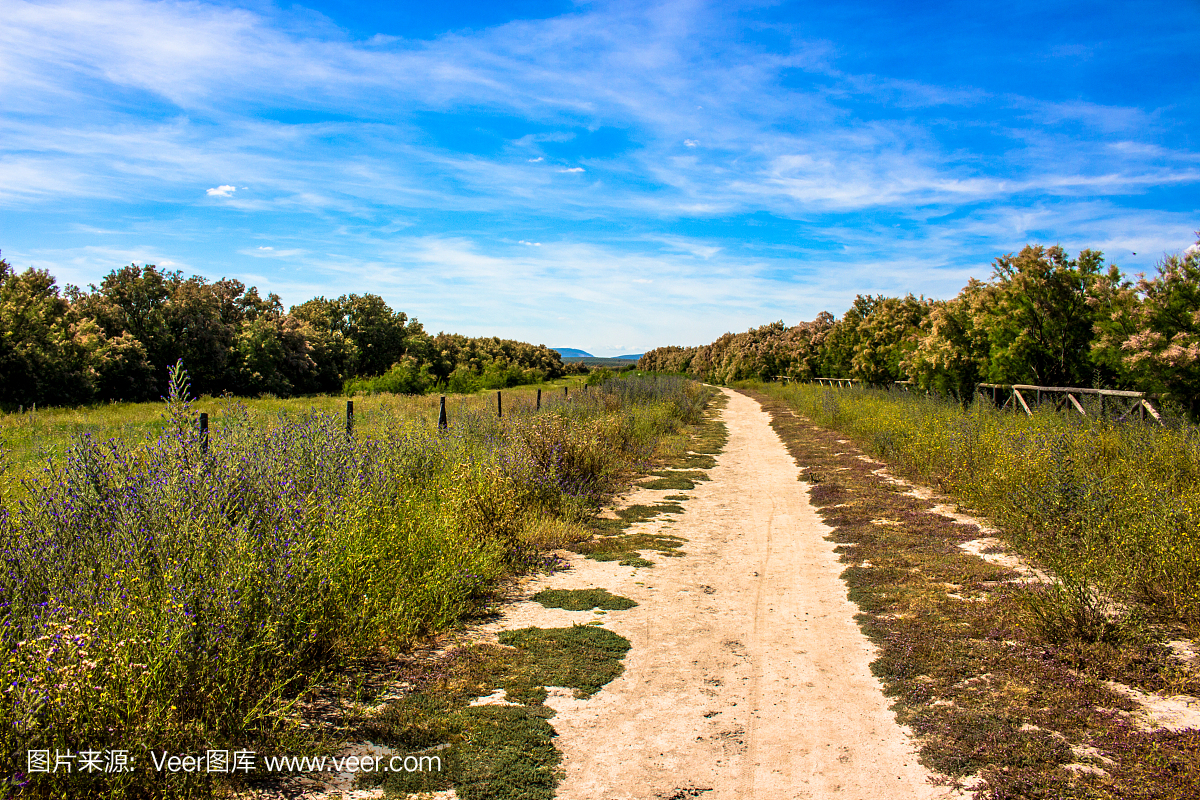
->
[981, 245, 1106, 386]
[907, 280, 994, 400]
[235, 314, 317, 396]
[850, 295, 930, 384]
[344, 294, 426, 377]
[85, 264, 179, 388]
[820, 295, 882, 379]
[0, 258, 95, 405]
[1102, 235, 1200, 416]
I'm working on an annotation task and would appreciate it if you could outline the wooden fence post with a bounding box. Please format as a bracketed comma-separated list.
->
[497, 390, 502, 418]
[536, 388, 542, 411]
[199, 412, 209, 454]
[438, 396, 448, 429]
[564, 386, 569, 398]
[346, 400, 354, 438]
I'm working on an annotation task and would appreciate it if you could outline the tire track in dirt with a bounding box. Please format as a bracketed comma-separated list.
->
[531, 388, 960, 800]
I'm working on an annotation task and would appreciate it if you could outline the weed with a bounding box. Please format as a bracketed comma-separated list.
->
[361, 626, 630, 800]
[640, 471, 710, 490]
[640, 476, 695, 490]
[618, 502, 685, 522]
[531, 588, 637, 611]
[668, 453, 717, 469]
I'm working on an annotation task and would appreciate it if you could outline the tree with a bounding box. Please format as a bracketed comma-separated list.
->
[86, 264, 180, 388]
[850, 295, 930, 384]
[980, 245, 1106, 386]
[1103, 234, 1200, 416]
[235, 314, 317, 396]
[0, 258, 95, 405]
[344, 294, 424, 378]
[907, 280, 994, 400]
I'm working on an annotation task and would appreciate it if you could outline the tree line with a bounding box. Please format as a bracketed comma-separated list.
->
[638, 236, 1200, 416]
[0, 259, 570, 407]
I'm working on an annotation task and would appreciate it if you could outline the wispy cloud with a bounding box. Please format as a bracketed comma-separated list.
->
[1, 0, 1195, 351]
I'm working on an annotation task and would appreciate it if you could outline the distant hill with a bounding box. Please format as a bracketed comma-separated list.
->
[552, 348, 593, 358]
[615, 354, 644, 360]
[561, 357, 639, 368]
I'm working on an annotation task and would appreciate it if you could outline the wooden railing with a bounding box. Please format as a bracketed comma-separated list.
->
[977, 383, 1163, 424]
[775, 376, 1165, 425]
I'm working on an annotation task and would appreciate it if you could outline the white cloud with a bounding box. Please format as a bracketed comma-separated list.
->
[0, 0, 1195, 350]
[258, 246, 273, 250]
[2, 0, 1192, 225]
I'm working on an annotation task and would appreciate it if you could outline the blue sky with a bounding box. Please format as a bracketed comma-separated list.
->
[2, 0, 1197, 356]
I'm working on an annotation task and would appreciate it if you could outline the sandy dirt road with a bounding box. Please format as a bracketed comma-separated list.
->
[497, 388, 956, 800]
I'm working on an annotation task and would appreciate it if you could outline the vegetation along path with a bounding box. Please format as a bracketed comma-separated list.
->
[519, 388, 957, 800]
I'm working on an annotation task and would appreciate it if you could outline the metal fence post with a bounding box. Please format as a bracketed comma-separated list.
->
[346, 400, 354, 438]
[497, 390, 502, 418]
[199, 412, 209, 454]
[438, 395, 448, 429]
[536, 388, 542, 411]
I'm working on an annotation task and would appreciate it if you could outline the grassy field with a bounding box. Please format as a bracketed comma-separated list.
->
[0, 377, 585, 497]
[0, 372, 710, 798]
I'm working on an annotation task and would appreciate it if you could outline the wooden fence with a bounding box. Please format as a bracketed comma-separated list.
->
[976, 383, 1163, 424]
[784, 376, 1165, 425]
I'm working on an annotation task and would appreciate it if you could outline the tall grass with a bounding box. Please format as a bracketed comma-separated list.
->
[747, 381, 1200, 628]
[0, 380, 590, 500]
[0, 371, 707, 797]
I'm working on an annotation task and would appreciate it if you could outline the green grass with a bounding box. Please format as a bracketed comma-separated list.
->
[531, 588, 637, 611]
[563, 389, 729, 570]
[571, 505, 688, 567]
[0, 379, 580, 501]
[357, 626, 631, 799]
[639, 470, 711, 490]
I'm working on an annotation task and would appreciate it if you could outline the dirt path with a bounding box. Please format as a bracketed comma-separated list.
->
[494, 388, 956, 800]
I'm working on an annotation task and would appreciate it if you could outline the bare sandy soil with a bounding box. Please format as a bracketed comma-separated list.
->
[479, 388, 959, 800]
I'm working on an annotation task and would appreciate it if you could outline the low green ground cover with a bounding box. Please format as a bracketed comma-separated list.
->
[531, 589, 637, 611]
[0, 371, 708, 798]
[565, 395, 729, 568]
[357, 625, 631, 800]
